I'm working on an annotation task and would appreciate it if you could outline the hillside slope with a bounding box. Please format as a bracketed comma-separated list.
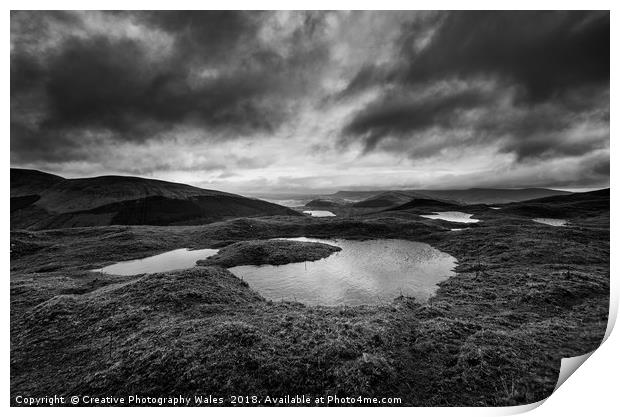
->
[385, 198, 461, 212]
[304, 198, 347, 208]
[34, 174, 234, 213]
[420, 188, 573, 204]
[352, 191, 434, 208]
[500, 188, 609, 218]
[10, 169, 300, 230]
[10, 169, 64, 197]
[328, 188, 571, 205]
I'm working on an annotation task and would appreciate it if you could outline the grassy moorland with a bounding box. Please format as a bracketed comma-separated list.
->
[197, 240, 341, 268]
[10, 191, 609, 406]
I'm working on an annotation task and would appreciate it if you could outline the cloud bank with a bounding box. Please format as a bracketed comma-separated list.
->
[11, 11, 609, 193]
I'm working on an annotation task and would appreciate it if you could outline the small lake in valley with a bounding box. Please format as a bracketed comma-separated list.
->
[303, 210, 336, 217]
[532, 218, 569, 227]
[420, 211, 479, 223]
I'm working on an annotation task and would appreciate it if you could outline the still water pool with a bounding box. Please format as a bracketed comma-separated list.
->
[93, 248, 218, 275]
[533, 218, 568, 227]
[95, 238, 457, 306]
[229, 237, 457, 306]
[420, 211, 479, 223]
[303, 210, 336, 217]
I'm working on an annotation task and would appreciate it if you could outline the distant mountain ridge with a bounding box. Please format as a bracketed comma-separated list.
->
[304, 198, 346, 208]
[330, 187, 572, 205]
[10, 169, 299, 230]
[352, 191, 442, 208]
[29, 174, 234, 213]
[499, 188, 610, 218]
[385, 198, 461, 212]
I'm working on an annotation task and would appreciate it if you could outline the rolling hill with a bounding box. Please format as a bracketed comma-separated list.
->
[10, 169, 64, 197]
[328, 188, 571, 205]
[10, 169, 300, 230]
[418, 188, 573, 204]
[499, 188, 609, 218]
[385, 198, 461, 212]
[351, 191, 434, 208]
[304, 198, 346, 208]
[382, 189, 609, 219]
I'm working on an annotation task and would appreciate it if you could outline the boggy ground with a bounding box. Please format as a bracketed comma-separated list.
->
[10, 202, 609, 406]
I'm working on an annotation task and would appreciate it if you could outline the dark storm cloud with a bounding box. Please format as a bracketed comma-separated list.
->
[343, 87, 608, 161]
[399, 11, 609, 101]
[10, 11, 328, 164]
[341, 11, 610, 161]
[343, 88, 490, 152]
[139, 10, 259, 56]
[40, 35, 285, 137]
[10, 11, 610, 190]
[341, 11, 609, 100]
[10, 51, 44, 96]
[486, 99, 609, 161]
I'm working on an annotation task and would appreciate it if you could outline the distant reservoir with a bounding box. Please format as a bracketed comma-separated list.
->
[420, 211, 479, 223]
[533, 218, 568, 227]
[303, 210, 336, 217]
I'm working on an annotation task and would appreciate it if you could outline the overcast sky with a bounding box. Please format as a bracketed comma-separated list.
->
[11, 11, 609, 193]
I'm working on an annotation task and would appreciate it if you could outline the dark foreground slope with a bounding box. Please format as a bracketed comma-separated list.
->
[10, 169, 299, 229]
[10, 190, 609, 406]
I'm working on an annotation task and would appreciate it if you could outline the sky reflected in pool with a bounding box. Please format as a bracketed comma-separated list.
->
[420, 211, 479, 223]
[93, 248, 219, 275]
[533, 218, 568, 227]
[229, 237, 457, 306]
[303, 210, 336, 217]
